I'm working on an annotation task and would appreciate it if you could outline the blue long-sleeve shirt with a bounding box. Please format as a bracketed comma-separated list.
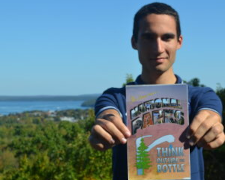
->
[95, 75, 222, 180]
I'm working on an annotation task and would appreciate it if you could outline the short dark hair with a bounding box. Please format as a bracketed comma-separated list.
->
[133, 2, 181, 41]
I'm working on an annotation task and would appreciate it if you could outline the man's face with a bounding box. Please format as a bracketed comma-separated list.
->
[132, 14, 183, 75]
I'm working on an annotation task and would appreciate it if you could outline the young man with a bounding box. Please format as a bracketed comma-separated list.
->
[89, 2, 224, 180]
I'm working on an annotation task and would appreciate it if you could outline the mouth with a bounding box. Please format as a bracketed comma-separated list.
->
[150, 57, 168, 63]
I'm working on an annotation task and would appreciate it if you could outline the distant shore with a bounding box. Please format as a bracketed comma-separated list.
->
[0, 94, 100, 101]
[0, 100, 95, 116]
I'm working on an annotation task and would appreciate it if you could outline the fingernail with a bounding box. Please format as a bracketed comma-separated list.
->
[186, 128, 190, 139]
[189, 139, 194, 146]
[186, 131, 191, 139]
[111, 138, 115, 144]
[125, 131, 131, 137]
[121, 138, 127, 144]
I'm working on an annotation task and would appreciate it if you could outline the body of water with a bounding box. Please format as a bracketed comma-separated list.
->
[0, 101, 89, 115]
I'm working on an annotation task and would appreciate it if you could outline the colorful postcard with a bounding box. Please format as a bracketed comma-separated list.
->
[126, 84, 190, 180]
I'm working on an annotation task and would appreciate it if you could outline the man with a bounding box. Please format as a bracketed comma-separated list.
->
[89, 2, 224, 180]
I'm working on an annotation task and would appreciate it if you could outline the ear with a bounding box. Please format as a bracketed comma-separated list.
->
[131, 36, 137, 50]
[177, 35, 183, 50]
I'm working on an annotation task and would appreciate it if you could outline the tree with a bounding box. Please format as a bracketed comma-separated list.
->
[122, 74, 134, 86]
[136, 138, 152, 175]
[216, 84, 225, 124]
[187, 78, 205, 87]
[0, 109, 113, 180]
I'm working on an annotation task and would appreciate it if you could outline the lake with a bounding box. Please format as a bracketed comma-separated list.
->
[0, 100, 89, 115]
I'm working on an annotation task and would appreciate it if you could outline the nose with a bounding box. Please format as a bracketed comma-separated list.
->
[153, 38, 164, 54]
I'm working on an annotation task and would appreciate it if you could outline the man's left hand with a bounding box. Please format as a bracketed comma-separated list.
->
[187, 109, 225, 149]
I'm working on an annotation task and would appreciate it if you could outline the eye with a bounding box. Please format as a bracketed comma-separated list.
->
[162, 34, 175, 41]
[142, 33, 155, 41]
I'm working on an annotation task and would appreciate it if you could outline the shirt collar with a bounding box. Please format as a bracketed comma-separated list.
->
[135, 74, 183, 85]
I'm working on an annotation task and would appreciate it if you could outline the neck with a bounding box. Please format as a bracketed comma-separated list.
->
[141, 69, 177, 85]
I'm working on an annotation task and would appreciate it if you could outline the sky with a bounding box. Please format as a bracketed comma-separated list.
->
[0, 0, 224, 96]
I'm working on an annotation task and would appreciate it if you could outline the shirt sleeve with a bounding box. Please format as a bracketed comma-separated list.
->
[194, 87, 223, 116]
[95, 88, 122, 118]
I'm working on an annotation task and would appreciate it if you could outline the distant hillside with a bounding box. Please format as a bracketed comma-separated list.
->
[81, 98, 97, 107]
[0, 94, 100, 101]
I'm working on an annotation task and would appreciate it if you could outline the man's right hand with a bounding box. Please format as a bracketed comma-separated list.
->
[88, 109, 131, 151]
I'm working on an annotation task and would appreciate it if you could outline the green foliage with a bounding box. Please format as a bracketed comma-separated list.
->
[203, 84, 225, 180]
[0, 109, 112, 180]
[81, 98, 97, 107]
[187, 78, 205, 87]
[204, 146, 225, 180]
[0, 76, 225, 179]
[122, 74, 134, 86]
[136, 138, 152, 175]
[216, 84, 225, 121]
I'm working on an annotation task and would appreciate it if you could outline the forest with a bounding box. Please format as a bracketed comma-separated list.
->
[0, 77, 224, 180]
[0, 110, 112, 180]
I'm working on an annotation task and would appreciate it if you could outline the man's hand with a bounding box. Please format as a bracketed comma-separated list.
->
[88, 109, 131, 151]
[186, 109, 225, 149]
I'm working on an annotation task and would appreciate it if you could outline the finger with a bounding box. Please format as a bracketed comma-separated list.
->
[186, 111, 209, 139]
[187, 110, 221, 146]
[93, 124, 116, 144]
[100, 112, 131, 138]
[189, 117, 221, 146]
[98, 109, 131, 138]
[106, 114, 131, 138]
[197, 122, 224, 147]
[200, 132, 225, 150]
[96, 119, 127, 144]
[89, 124, 115, 151]
[89, 135, 112, 151]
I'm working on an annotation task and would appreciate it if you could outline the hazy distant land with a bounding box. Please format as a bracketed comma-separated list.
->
[0, 94, 100, 107]
[0, 94, 99, 101]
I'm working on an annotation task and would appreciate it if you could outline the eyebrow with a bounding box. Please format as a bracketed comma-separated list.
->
[163, 33, 176, 38]
[141, 32, 176, 38]
[141, 32, 155, 37]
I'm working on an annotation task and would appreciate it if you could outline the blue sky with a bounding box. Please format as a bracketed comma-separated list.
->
[0, 0, 224, 96]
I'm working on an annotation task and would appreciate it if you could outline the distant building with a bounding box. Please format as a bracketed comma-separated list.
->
[47, 111, 56, 117]
[60, 116, 76, 122]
